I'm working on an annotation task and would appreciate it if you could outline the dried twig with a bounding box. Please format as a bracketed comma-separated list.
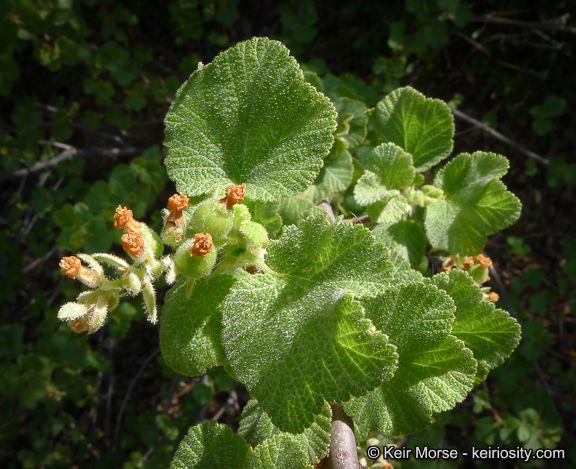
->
[0, 146, 145, 183]
[452, 109, 549, 166]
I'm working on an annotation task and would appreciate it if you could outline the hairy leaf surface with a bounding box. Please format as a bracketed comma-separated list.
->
[160, 275, 236, 377]
[372, 87, 454, 171]
[347, 283, 477, 437]
[164, 37, 337, 201]
[172, 421, 251, 469]
[427, 270, 521, 380]
[425, 152, 521, 255]
[304, 149, 353, 204]
[239, 399, 331, 465]
[366, 142, 415, 190]
[334, 97, 368, 149]
[222, 215, 398, 433]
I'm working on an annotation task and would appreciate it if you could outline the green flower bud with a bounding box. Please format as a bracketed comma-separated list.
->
[240, 220, 268, 248]
[174, 233, 217, 279]
[467, 264, 489, 284]
[191, 198, 234, 245]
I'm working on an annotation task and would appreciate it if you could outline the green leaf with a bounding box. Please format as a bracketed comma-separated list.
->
[373, 219, 428, 269]
[303, 149, 353, 204]
[426, 270, 521, 380]
[222, 216, 398, 433]
[334, 97, 368, 149]
[239, 400, 331, 465]
[353, 171, 389, 206]
[372, 87, 454, 171]
[366, 142, 416, 189]
[277, 195, 325, 227]
[172, 421, 251, 469]
[160, 275, 236, 377]
[250, 434, 312, 469]
[164, 37, 337, 201]
[249, 201, 283, 239]
[347, 283, 477, 437]
[366, 192, 410, 225]
[424, 152, 521, 255]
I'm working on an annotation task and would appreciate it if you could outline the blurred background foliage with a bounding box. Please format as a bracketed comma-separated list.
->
[0, 0, 574, 467]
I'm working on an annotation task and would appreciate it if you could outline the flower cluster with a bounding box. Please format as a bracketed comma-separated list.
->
[441, 253, 499, 302]
[57, 186, 268, 333]
[57, 205, 177, 334]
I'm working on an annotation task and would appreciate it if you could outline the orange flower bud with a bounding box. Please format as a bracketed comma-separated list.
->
[222, 184, 246, 210]
[60, 256, 81, 279]
[167, 193, 189, 213]
[191, 233, 213, 257]
[487, 292, 499, 303]
[474, 254, 493, 269]
[166, 193, 189, 227]
[121, 232, 146, 261]
[114, 206, 141, 233]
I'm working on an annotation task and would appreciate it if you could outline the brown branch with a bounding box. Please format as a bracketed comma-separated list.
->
[452, 109, 549, 166]
[325, 404, 364, 469]
[473, 13, 575, 33]
[0, 146, 145, 182]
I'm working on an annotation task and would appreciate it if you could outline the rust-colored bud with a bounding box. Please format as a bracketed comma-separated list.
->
[166, 193, 189, 227]
[121, 232, 146, 260]
[60, 256, 81, 279]
[168, 193, 189, 213]
[487, 292, 499, 303]
[462, 258, 475, 271]
[474, 254, 493, 269]
[114, 206, 141, 232]
[222, 184, 246, 210]
[191, 233, 213, 257]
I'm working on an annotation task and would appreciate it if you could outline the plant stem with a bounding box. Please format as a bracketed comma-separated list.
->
[325, 404, 363, 469]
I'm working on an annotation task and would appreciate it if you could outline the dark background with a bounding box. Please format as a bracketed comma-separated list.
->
[0, 1, 574, 467]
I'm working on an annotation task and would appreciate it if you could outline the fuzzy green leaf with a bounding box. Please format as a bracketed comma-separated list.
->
[366, 143, 416, 189]
[366, 192, 410, 225]
[425, 152, 521, 255]
[171, 421, 251, 469]
[160, 275, 236, 377]
[239, 400, 331, 465]
[164, 37, 337, 201]
[249, 201, 283, 239]
[334, 97, 368, 149]
[427, 270, 521, 380]
[222, 216, 398, 433]
[303, 149, 353, 204]
[372, 87, 454, 171]
[250, 434, 313, 469]
[277, 196, 325, 226]
[347, 283, 477, 437]
[353, 171, 389, 206]
[373, 219, 428, 270]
